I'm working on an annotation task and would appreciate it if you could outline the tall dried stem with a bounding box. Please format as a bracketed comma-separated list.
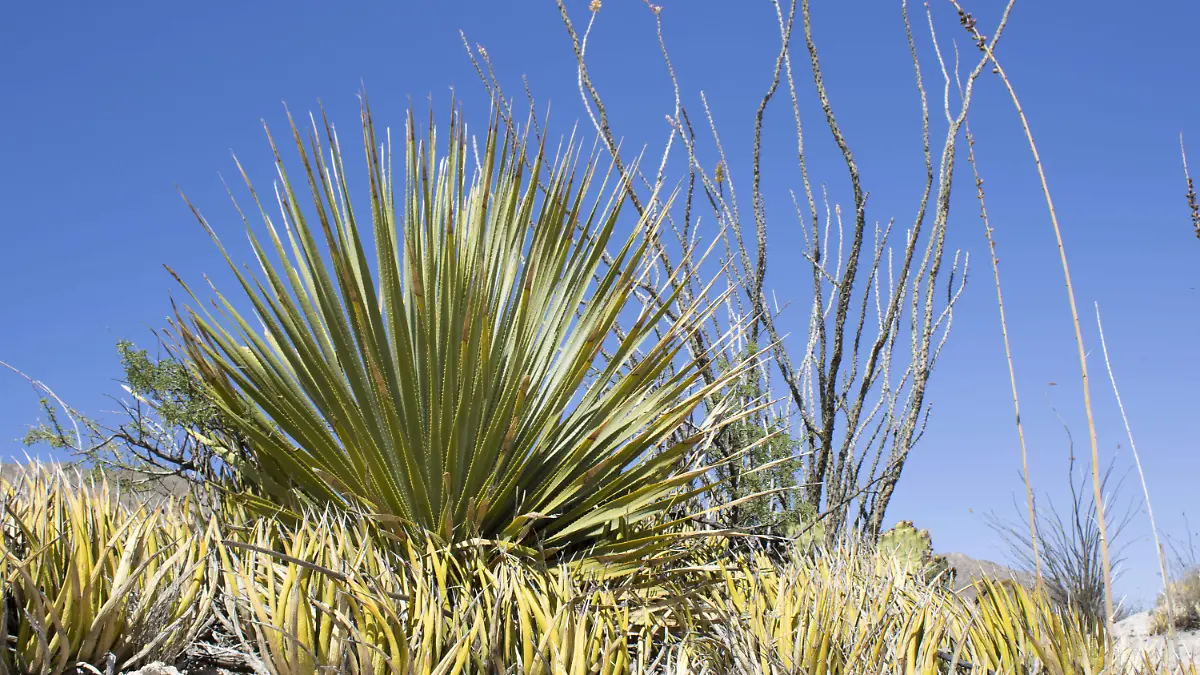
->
[961, 118, 1042, 591]
[949, 0, 1115, 644]
[1184, 136, 1199, 241]
[1095, 303, 1176, 656]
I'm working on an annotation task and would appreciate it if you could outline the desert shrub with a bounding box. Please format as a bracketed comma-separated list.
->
[704, 345, 808, 536]
[21, 340, 250, 488]
[1151, 567, 1200, 634]
[990, 456, 1136, 626]
[175, 105, 742, 570]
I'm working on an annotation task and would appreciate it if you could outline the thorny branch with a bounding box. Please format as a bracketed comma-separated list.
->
[492, 0, 1012, 538]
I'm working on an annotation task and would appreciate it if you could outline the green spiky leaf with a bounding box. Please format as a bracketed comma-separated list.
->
[176, 100, 742, 568]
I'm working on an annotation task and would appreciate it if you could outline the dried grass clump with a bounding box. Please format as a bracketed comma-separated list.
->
[1152, 568, 1200, 635]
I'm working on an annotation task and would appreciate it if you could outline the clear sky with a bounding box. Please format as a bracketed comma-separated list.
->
[2, 2, 1197, 606]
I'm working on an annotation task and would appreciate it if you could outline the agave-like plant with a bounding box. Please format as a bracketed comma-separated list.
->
[218, 517, 655, 675]
[0, 466, 216, 674]
[176, 100, 746, 568]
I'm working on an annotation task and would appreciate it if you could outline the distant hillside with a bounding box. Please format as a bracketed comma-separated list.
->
[1, 460, 192, 505]
[941, 551, 1036, 599]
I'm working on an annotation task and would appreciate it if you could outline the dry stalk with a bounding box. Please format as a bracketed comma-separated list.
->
[961, 118, 1042, 592]
[1183, 135, 1199, 241]
[1095, 303, 1176, 654]
[949, 0, 1115, 647]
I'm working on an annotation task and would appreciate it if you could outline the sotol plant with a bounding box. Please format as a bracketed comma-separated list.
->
[175, 102, 746, 570]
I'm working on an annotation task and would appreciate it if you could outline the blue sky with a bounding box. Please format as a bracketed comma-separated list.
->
[2, 1, 1198, 606]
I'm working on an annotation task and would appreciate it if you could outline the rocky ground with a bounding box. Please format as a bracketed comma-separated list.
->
[943, 551, 1036, 600]
[70, 643, 267, 675]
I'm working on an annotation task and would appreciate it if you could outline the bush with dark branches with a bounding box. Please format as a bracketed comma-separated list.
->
[989, 453, 1137, 626]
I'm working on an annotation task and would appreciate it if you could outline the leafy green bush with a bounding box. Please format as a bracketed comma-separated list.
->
[22, 340, 248, 486]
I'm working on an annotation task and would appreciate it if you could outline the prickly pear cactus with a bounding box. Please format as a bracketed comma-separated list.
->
[877, 520, 932, 565]
[876, 520, 955, 587]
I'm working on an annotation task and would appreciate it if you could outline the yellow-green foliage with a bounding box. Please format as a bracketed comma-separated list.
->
[969, 577, 1107, 674]
[691, 547, 943, 673]
[175, 104, 746, 572]
[687, 546, 1115, 674]
[218, 517, 658, 675]
[2, 466, 1196, 674]
[0, 466, 216, 674]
